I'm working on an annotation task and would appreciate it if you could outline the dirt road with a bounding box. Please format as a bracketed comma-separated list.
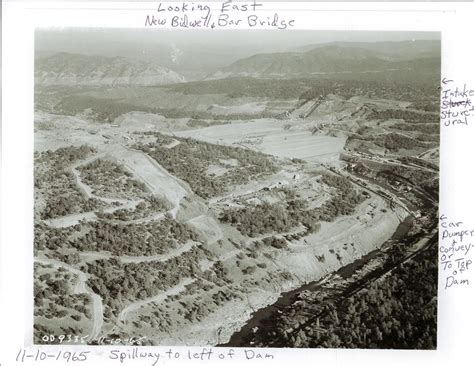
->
[35, 257, 103, 340]
[117, 277, 195, 324]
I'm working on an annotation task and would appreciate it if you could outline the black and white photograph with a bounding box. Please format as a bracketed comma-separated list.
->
[32, 29, 440, 349]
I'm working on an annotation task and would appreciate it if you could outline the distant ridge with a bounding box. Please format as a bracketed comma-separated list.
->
[212, 41, 440, 82]
[293, 40, 440, 60]
[35, 52, 186, 86]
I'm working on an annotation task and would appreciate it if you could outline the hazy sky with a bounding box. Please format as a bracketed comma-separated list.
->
[36, 28, 440, 55]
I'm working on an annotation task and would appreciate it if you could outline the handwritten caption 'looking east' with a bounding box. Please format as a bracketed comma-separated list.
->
[145, 1, 296, 30]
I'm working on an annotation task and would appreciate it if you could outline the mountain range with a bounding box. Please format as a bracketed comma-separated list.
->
[213, 42, 440, 80]
[35, 52, 186, 86]
[293, 40, 440, 60]
[35, 40, 440, 87]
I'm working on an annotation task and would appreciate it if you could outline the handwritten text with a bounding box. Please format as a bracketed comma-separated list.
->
[144, 1, 296, 30]
[440, 214, 473, 289]
[441, 78, 474, 127]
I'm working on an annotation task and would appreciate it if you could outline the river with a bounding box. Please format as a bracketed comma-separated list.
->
[220, 215, 414, 347]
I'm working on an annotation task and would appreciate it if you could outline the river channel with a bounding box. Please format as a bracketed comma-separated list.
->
[220, 215, 414, 347]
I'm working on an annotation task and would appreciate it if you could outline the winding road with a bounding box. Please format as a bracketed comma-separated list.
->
[35, 257, 104, 340]
[79, 241, 200, 264]
[117, 277, 195, 324]
[38, 135, 247, 340]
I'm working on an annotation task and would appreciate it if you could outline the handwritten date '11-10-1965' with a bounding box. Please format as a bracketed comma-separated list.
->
[145, 1, 296, 30]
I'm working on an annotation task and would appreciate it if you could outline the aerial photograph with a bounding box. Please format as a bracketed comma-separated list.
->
[33, 29, 440, 349]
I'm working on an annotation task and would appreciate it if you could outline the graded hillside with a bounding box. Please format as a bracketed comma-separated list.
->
[33, 110, 415, 346]
[35, 52, 186, 86]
